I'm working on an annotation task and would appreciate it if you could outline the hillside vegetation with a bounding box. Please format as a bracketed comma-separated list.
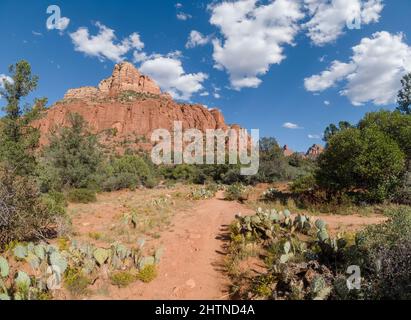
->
[0, 60, 410, 300]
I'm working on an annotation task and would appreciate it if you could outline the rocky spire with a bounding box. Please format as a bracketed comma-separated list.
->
[64, 62, 166, 100]
[98, 62, 162, 96]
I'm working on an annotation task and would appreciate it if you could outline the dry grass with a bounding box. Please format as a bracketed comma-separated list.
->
[67, 185, 194, 247]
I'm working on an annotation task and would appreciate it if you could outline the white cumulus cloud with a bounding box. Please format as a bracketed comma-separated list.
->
[177, 12, 192, 21]
[0, 74, 13, 88]
[210, 0, 304, 90]
[303, 0, 384, 46]
[70, 22, 144, 63]
[283, 122, 303, 129]
[139, 55, 208, 101]
[186, 31, 211, 49]
[305, 31, 411, 106]
[0, 74, 13, 98]
[308, 134, 321, 139]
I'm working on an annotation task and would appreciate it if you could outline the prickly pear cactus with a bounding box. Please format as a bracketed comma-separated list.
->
[154, 247, 164, 264]
[139, 256, 155, 269]
[283, 209, 291, 218]
[311, 275, 331, 300]
[93, 248, 110, 266]
[284, 241, 291, 255]
[26, 253, 41, 270]
[15, 271, 31, 289]
[46, 266, 62, 291]
[0, 293, 10, 300]
[49, 251, 68, 274]
[34, 244, 46, 261]
[114, 243, 129, 260]
[315, 219, 326, 230]
[137, 238, 146, 249]
[82, 258, 97, 275]
[270, 211, 280, 223]
[0, 256, 9, 278]
[317, 229, 329, 242]
[13, 245, 28, 260]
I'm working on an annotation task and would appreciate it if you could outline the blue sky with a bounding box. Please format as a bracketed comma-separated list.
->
[1, 0, 411, 152]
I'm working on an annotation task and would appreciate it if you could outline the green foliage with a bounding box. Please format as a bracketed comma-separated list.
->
[165, 164, 198, 182]
[229, 206, 411, 300]
[256, 137, 302, 183]
[317, 126, 405, 202]
[0, 166, 59, 246]
[137, 264, 157, 283]
[290, 174, 316, 193]
[157, 136, 312, 186]
[40, 113, 103, 191]
[189, 185, 217, 200]
[358, 110, 411, 160]
[397, 73, 411, 115]
[67, 188, 97, 204]
[225, 183, 248, 202]
[110, 271, 136, 288]
[64, 268, 90, 297]
[41, 191, 67, 216]
[0, 60, 41, 175]
[101, 154, 156, 191]
[358, 207, 411, 251]
[93, 248, 110, 266]
[0, 256, 9, 278]
[323, 121, 353, 143]
[355, 207, 411, 299]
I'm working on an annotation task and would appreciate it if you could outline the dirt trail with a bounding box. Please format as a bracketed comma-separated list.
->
[89, 191, 386, 300]
[98, 191, 254, 300]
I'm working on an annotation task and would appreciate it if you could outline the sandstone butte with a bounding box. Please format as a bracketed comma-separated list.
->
[283, 144, 324, 159]
[35, 62, 241, 153]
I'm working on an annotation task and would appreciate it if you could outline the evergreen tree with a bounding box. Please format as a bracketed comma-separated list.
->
[397, 73, 411, 115]
[0, 60, 41, 175]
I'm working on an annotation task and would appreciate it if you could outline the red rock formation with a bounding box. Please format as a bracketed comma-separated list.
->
[35, 62, 236, 152]
[306, 144, 324, 159]
[283, 145, 294, 157]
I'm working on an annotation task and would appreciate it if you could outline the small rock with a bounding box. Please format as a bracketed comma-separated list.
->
[186, 279, 196, 289]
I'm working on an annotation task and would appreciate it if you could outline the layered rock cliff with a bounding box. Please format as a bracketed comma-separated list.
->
[36, 62, 233, 152]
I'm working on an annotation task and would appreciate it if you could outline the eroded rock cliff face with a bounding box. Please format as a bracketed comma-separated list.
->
[36, 62, 235, 152]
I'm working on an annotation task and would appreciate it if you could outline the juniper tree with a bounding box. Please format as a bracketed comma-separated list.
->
[397, 73, 411, 115]
[0, 60, 42, 175]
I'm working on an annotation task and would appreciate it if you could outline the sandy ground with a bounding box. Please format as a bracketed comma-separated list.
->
[82, 189, 386, 300]
[90, 191, 254, 300]
[319, 214, 387, 235]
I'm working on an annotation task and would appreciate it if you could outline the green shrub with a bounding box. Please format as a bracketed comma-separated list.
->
[0, 60, 40, 176]
[358, 207, 411, 251]
[137, 265, 157, 283]
[102, 155, 156, 191]
[41, 113, 104, 190]
[67, 189, 97, 204]
[41, 191, 67, 216]
[189, 185, 217, 200]
[355, 207, 411, 299]
[0, 166, 58, 246]
[110, 271, 136, 288]
[290, 175, 316, 193]
[317, 127, 405, 202]
[225, 183, 248, 202]
[364, 239, 411, 299]
[64, 268, 90, 296]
